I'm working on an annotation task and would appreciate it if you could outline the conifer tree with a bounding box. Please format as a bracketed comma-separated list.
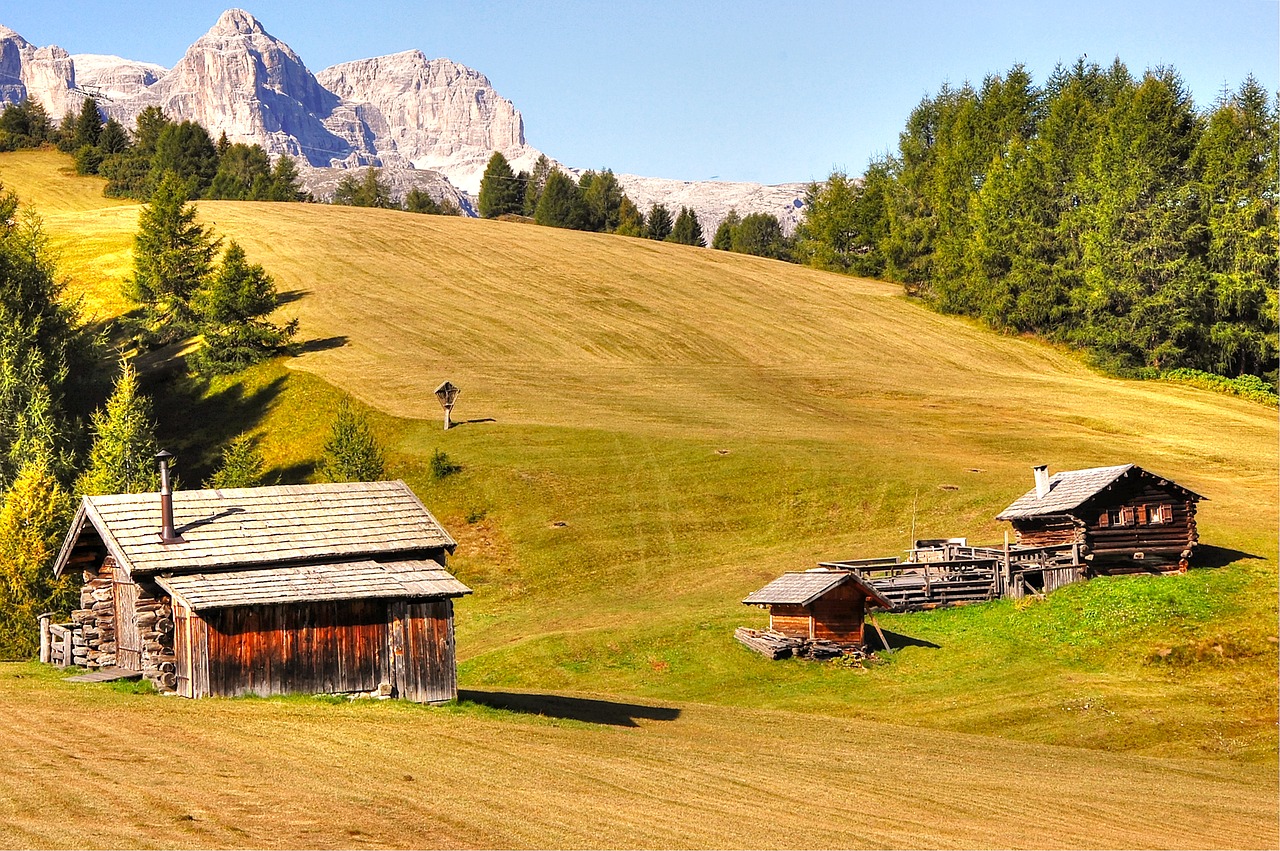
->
[581, 169, 624, 232]
[190, 241, 297, 374]
[76, 360, 160, 497]
[97, 118, 130, 155]
[534, 170, 588, 229]
[0, 457, 75, 659]
[523, 154, 552, 215]
[72, 97, 102, 150]
[320, 397, 386, 483]
[150, 120, 219, 196]
[667, 206, 705, 246]
[206, 143, 272, 200]
[477, 151, 523, 217]
[645, 204, 673, 240]
[205, 433, 266, 489]
[128, 171, 221, 340]
[614, 196, 645, 237]
[712, 209, 740, 250]
[266, 154, 306, 201]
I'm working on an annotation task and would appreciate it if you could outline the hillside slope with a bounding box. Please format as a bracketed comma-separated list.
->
[1, 150, 1276, 772]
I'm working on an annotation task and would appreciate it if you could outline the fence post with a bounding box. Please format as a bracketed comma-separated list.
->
[38, 613, 52, 664]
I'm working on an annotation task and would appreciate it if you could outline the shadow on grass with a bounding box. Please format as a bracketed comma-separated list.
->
[151, 373, 288, 485]
[457, 689, 681, 728]
[1194, 545, 1264, 569]
[297, 335, 348, 354]
[277, 289, 309, 306]
[452, 417, 497, 427]
[865, 628, 941, 652]
[268, 460, 318, 485]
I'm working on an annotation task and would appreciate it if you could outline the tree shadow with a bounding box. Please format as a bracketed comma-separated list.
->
[277, 289, 309, 306]
[457, 690, 681, 728]
[864, 628, 941, 653]
[150, 373, 288, 486]
[268, 460, 317, 485]
[296, 335, 348, 354]
[1194, 545, 1264, 569]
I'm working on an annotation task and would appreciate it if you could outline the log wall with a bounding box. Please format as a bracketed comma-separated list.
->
[68, 557, 176, 692]
[809, 583, 866, 645]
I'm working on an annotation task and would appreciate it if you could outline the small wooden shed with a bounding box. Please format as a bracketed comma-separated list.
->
[51, 480, 470, 702]
[742, 569, 893, 647]
[996, 464, 1202, 571]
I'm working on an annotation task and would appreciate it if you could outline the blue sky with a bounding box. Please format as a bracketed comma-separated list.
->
[5, 1, 1277, 184]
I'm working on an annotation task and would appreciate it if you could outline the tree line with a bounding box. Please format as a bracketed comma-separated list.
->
[794, 60, 1277, 383]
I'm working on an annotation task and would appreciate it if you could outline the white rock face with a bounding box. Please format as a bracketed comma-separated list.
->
[611, 174, 808, 239]
[0, 9, 809, 234]
[69, 54, 166, 102]
[297, 163, 473, 214]
[0, 24, 80, 118]
[114, 9, 364, 167]
[316, 50, 536, 193]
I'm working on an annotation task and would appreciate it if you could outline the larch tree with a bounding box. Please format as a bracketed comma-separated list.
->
[76, 360, 161, 497]
[320, 397, 386, 483]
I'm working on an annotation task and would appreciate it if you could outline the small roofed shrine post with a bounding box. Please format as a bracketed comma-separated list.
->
[435, 381, 460, 430]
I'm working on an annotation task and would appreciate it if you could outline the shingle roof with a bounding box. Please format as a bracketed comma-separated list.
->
[155, 558, 471, 610]
[995, 464, 1201, 520]
[54, 480, 456, 578]
[743, 570, 894, 610]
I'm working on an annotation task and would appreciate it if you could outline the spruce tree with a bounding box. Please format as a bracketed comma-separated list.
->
[0, 457, 75, 659]
[190, 241, 297, 374]
[205, 433, 266, 488]
[667, 206, 705, 246]
[150, 120, 219, 197]
[76, 360, 160, 497]
[128, 171, 221, 341]
[320, 397, 386, 483]
[97, 118, 130, 155]
[206, 143, 272, 200]
[267, 154, 306, 201]
[477, 151, 523, 217]
[712, 209, 740, 250]
[645, 204, 673, 240]
[72, 97, 102, 150]
[534, 170, 588, 229]
[614, 196, 645, 237]
[523, 154, 552, 215]
[581, 169, 624, 232]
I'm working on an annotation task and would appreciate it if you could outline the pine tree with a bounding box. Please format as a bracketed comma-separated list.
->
[150, 120, 219, 196]
[320, 397, 386, 483]
[523, 154, 552, 215]
[189, 241, 297, 374]
[128, 171, 221, 341]
[267, 154, 306, 201]
[76, 360, 160, 497]
[712, 209, 740, 250]
[614, 196, 645, 237]
[645, 204, 673, 240]
[581, 169, 625, 232]
[0, 457, 75, 659]
[205, 433, 266, 489]
[72, 97, 102, 150]
[478, 151, 523, 217]
[667, 206, 705, 246]
[206, 143, 272, 200]
[534, 170, 588, 229]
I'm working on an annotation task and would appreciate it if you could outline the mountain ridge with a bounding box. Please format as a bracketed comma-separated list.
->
[0, 8, 806, 232]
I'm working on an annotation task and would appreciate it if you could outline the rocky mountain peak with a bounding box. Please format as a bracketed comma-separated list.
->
[212, 8, 266, 37]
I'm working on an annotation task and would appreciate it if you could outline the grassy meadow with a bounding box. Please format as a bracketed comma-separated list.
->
[0, 149, 1276, 847]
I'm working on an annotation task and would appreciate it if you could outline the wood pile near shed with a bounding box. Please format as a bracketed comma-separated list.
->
[733, 627, 859, 661]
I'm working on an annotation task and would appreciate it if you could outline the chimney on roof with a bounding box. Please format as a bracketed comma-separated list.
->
[156, 449, 182, 544]
[1033, 464, 1050, 500]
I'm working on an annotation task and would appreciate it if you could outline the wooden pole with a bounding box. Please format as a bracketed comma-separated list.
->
[443, 406, 452, 430]
[869, 613, 891, 654]
[38, 613, 51, 664]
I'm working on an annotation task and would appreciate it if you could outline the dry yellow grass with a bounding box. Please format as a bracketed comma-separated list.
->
[1, 668, 1275, 850]
[0, 150, 1276, 847]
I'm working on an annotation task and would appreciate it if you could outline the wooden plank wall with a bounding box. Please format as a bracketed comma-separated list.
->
[206, 601, 391, 698]
[809, 584, 865, 644]
[200, 599, 457, 702]
[768, 604, 812, 640]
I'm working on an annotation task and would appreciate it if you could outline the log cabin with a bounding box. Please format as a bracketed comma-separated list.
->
[742, 569, 894, 647]
[996, 464, 1202, 572]
[51, 469, 470, 703]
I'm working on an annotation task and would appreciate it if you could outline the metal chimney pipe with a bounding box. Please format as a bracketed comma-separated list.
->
[1033, 464, 1050, 500]
[156, 449, 181, 543]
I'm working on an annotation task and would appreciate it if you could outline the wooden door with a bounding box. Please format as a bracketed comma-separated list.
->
[111, 566, 143, 671]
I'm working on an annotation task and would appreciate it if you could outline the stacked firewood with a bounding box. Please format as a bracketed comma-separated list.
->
[733, 627, 853, 661]
[135, 589, 177, 692]
[67, 562, 178, 692]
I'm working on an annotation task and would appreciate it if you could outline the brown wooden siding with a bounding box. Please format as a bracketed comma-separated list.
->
[1013, 515, 1083, 548]
[768, 604, 812, 639]
[111, 563, 142, 671]
[1081, 481, 1197, 566]
[199, 599, 457, 702]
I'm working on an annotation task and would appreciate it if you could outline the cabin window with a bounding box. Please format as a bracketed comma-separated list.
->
[1146, 503, 1172, 525]
[1102, 507, 1134, 527]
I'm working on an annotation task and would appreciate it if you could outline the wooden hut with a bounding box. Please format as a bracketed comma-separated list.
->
[996, 464, 1202, 572]
[51, 478, 470, 702]
[742, 569, 893, 647]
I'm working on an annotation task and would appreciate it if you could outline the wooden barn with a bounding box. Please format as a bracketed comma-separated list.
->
[742, 568, 893, 647]
[51, 474, 470, 702]
[996, 464, 1202, 572]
